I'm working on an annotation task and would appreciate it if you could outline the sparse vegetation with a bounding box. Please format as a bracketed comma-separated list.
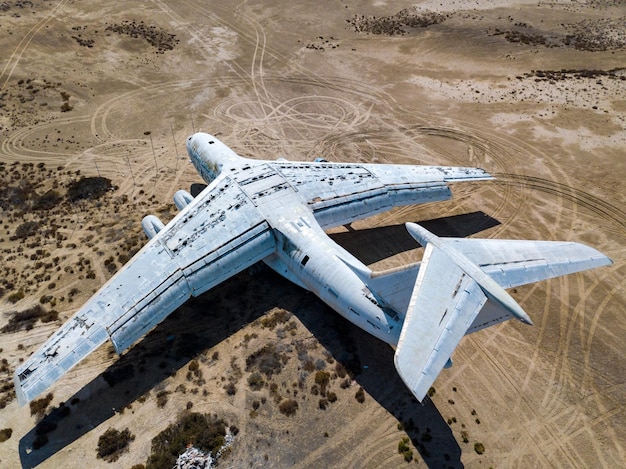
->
[278, 398, 299, 416]
[398, 437, 413, 462]
[355, 386, 365, 403]
[245, 344, 288, 378]
[6, 289, 25, 304]
[474, 442, 485, 454]
[260, 308, 291, 329]
[67, 176, 113, 201]
[96, 427, 135, 462]
[14, 221, 39, 239]
[247, 372, 265, 391]
[105, 21, 180, 53]
[0, 428, 12, 443]
[348, 7, 445, 36]
[156, 390, 169, 407]
[30, 392, 54, 419]
[314, 370, 331, 396]
[146, 412, 228, 469]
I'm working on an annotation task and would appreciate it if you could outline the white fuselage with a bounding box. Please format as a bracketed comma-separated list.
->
[187, 134, 403, 346]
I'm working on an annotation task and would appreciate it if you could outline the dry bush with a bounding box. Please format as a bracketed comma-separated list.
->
[314, 371, 331, 396]
[0, 428, 12, 443]
[260, 308, 291, 329]
[96, 427, 135, 462]
[246, 344, 288, 378]
[147, 412, 227, 469]
[247, 372, 264, 391]
[29, 393, 53, 418]
[278, 399, 298, 417]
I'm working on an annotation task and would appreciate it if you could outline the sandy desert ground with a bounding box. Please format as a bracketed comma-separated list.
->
[0, 0, 624, 467]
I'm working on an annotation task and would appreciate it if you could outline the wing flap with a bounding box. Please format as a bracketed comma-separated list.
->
[394, 244, 487, 401]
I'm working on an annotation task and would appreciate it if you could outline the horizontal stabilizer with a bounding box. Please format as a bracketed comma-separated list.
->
[394, 242, 488, 401]
[394, 223, 611, 402]
[443, 238, 612, 289]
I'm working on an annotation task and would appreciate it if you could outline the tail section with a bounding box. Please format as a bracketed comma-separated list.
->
[394, 223, 611, 402]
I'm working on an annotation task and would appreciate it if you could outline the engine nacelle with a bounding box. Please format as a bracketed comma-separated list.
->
[314, 157, 328, 163]
[173, 190, 194, 210]
[142, 215, 165, 239]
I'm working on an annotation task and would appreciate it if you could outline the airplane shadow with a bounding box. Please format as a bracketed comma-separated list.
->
[330, 211, 500, 265]
[18, 272, 294, 468]
[291, 289, 464, 468]
[19, 212, 497, 467]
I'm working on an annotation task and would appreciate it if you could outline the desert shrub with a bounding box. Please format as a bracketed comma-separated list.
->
[314, 371, 330, 396]
[318, 398, 328, 410]
[156, 390, 169, 407]
[245, 344, 287, 378]
[0, 428, 12, 443]
[15, 221, 39, 239]
[335, 362, 347, 378]
[247, 372, 264, 391]
[355, 387, 365, 403]
[7, 290, 25, 304]
[278, 399, 298, 417]
[2, 305, 50, 332]
[474, 442, 485, 454]
[398, 437, 409, 453]
[147, 412, 227, 469]
[260, 308, 291, 329]
[223, 383, 236, 396]
[30, 393, 53, 418]
[398, 437, 413, 462]
[33, 190, 62, 210]
[188, 359, 199, 373]
[67, 176, 113, 201]
[327, 391, 337, 403]
[96, 427, 135, 462]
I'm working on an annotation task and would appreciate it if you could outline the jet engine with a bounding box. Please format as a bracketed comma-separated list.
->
[173, 190, 194, 210]
[142, 215, 165, 239]
[314, 157, 328, 163]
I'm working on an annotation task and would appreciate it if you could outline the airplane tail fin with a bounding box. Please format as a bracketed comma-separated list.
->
[394, 223, 611, 402]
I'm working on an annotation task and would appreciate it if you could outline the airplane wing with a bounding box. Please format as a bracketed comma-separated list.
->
[269, 161, 492, 228]
[14, 175, 277, 405]
[394, 223, 611, 401]
[394, 243, 488, 401]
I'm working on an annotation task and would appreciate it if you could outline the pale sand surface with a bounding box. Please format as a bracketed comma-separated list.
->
[0, 0, 624, 467]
